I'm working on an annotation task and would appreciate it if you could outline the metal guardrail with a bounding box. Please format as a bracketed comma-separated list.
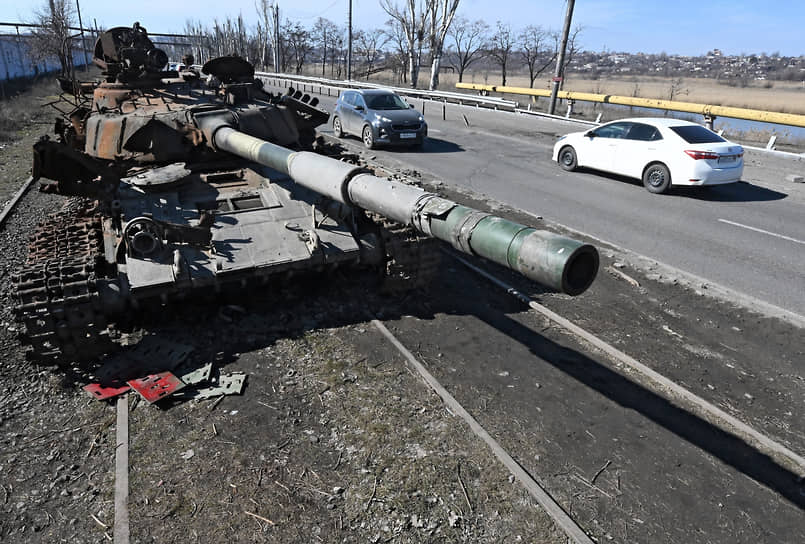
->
[455, 82, 805, 129]
[255, 72, 519, 111]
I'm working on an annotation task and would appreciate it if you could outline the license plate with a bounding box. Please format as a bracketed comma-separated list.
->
[718, 155, 736, 163]
[400, 132, 416, 139]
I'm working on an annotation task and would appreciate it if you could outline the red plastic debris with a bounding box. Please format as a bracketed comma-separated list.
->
[83, 382, 131, 400]
[127, 372, 185, 403]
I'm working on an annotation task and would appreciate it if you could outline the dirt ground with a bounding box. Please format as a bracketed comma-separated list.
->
[0, 78, 802, 543]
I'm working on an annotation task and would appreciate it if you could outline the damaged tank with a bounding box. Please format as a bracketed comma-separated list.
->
[12, 23, 600, 364]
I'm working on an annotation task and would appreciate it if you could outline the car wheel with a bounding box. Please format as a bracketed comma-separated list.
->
[332, 116, 344, 138]
[558, 146, 578, 171]
[643, 163, 671, 194]
[362, 125, 375, 149]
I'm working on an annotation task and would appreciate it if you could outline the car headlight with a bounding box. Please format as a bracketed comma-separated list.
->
[557, 135, 566, 142]
[418, 115, 424, 122]
[375, 114, 392, 123]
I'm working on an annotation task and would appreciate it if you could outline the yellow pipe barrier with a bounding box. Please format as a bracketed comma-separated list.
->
[455, 82, 805, 128]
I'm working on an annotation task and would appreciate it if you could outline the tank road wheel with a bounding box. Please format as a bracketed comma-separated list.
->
[362, 125, 376, 150]
[643, 162, 672, 194]
[333, 116, 344, 138]
[558, 145, 578, 171]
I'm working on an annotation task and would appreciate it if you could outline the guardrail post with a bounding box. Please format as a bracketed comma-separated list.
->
[595, 113, 602, 124]
[443, 102, 446, 120]
[704, 114, 716, 130]
[566, 99, 575, 119]
[766, 134, 777, 150]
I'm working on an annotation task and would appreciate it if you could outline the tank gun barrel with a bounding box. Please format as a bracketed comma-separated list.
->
[210, 125, 598, 295]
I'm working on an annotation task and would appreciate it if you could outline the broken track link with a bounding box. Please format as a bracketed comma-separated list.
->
[12, 198, 116, 364]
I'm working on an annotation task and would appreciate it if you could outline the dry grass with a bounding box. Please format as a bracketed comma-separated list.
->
[0, 76, 60, 142]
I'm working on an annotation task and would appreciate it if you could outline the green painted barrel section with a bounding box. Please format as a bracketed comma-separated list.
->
[426, 204, 475, 242]
[467, 216, 531, 266]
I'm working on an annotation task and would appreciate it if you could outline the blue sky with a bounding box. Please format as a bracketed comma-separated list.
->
[3, 0, 803, 56]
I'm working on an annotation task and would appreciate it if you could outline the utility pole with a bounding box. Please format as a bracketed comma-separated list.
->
[273, 4, 280, 72]
[548, 0, 575, 115]
[75, 0, 89, 71]
[346, 0, 352, 80]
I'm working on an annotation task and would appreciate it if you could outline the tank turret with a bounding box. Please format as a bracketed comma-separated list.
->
[13, 23, 598, 364]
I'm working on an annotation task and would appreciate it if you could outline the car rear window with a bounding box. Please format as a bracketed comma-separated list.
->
[669, 125, 726, 143]
[366, 93, 408, 110]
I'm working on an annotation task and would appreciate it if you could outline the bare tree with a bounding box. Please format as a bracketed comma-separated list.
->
[520, 25, 556, 88]
[283, 21, 312, 74]
[330, 31, 346, 78]
[28, 0, 75, 77]
[488, 21, 514, 86]
[381, 0, 427, 87]
[184, 20, 214, 65]
[425, 0, 461, 90]
[668, 77, 689, 101]
[312, 18, 339, 77]
[559, 25, 582, 89]
[256, 0, 278, 71]
[212, 17, 247, 57]
[354, 29, 388, 80]
[383, 18, 409, 83]
[446, 17, 488, 83]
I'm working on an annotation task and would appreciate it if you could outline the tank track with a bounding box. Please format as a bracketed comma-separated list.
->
[374, 216, 443, 294]
[12, 198, 115, 364]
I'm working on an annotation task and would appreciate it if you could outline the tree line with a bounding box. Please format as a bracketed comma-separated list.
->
[181, 1, 580, 91]
[24, 0, 580, 91]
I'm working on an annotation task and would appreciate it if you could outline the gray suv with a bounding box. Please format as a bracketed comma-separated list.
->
[333, 89, 427, 149]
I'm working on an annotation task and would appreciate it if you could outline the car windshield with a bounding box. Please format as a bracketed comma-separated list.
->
[669, 125, 726, 144]
[365, 93, 408, 110]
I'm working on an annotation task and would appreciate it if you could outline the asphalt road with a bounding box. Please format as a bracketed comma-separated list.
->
[271, 86, 805, 320]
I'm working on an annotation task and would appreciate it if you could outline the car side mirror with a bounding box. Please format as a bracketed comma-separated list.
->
[585, 131, 595, 138]
[354, 105, 364, 111]
[409, 103, 415, 108]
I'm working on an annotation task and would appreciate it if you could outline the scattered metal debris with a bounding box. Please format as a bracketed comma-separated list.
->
[175, 362, 213, 386]
[83, 383, 132, 400]
[127, 372, 185, 404]
[84, 336, 195, 402]
[174, 371, 247, 400]
[80, 335, 247, 405]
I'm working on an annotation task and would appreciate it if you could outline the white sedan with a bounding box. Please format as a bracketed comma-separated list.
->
[552, 118, 744, 194]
